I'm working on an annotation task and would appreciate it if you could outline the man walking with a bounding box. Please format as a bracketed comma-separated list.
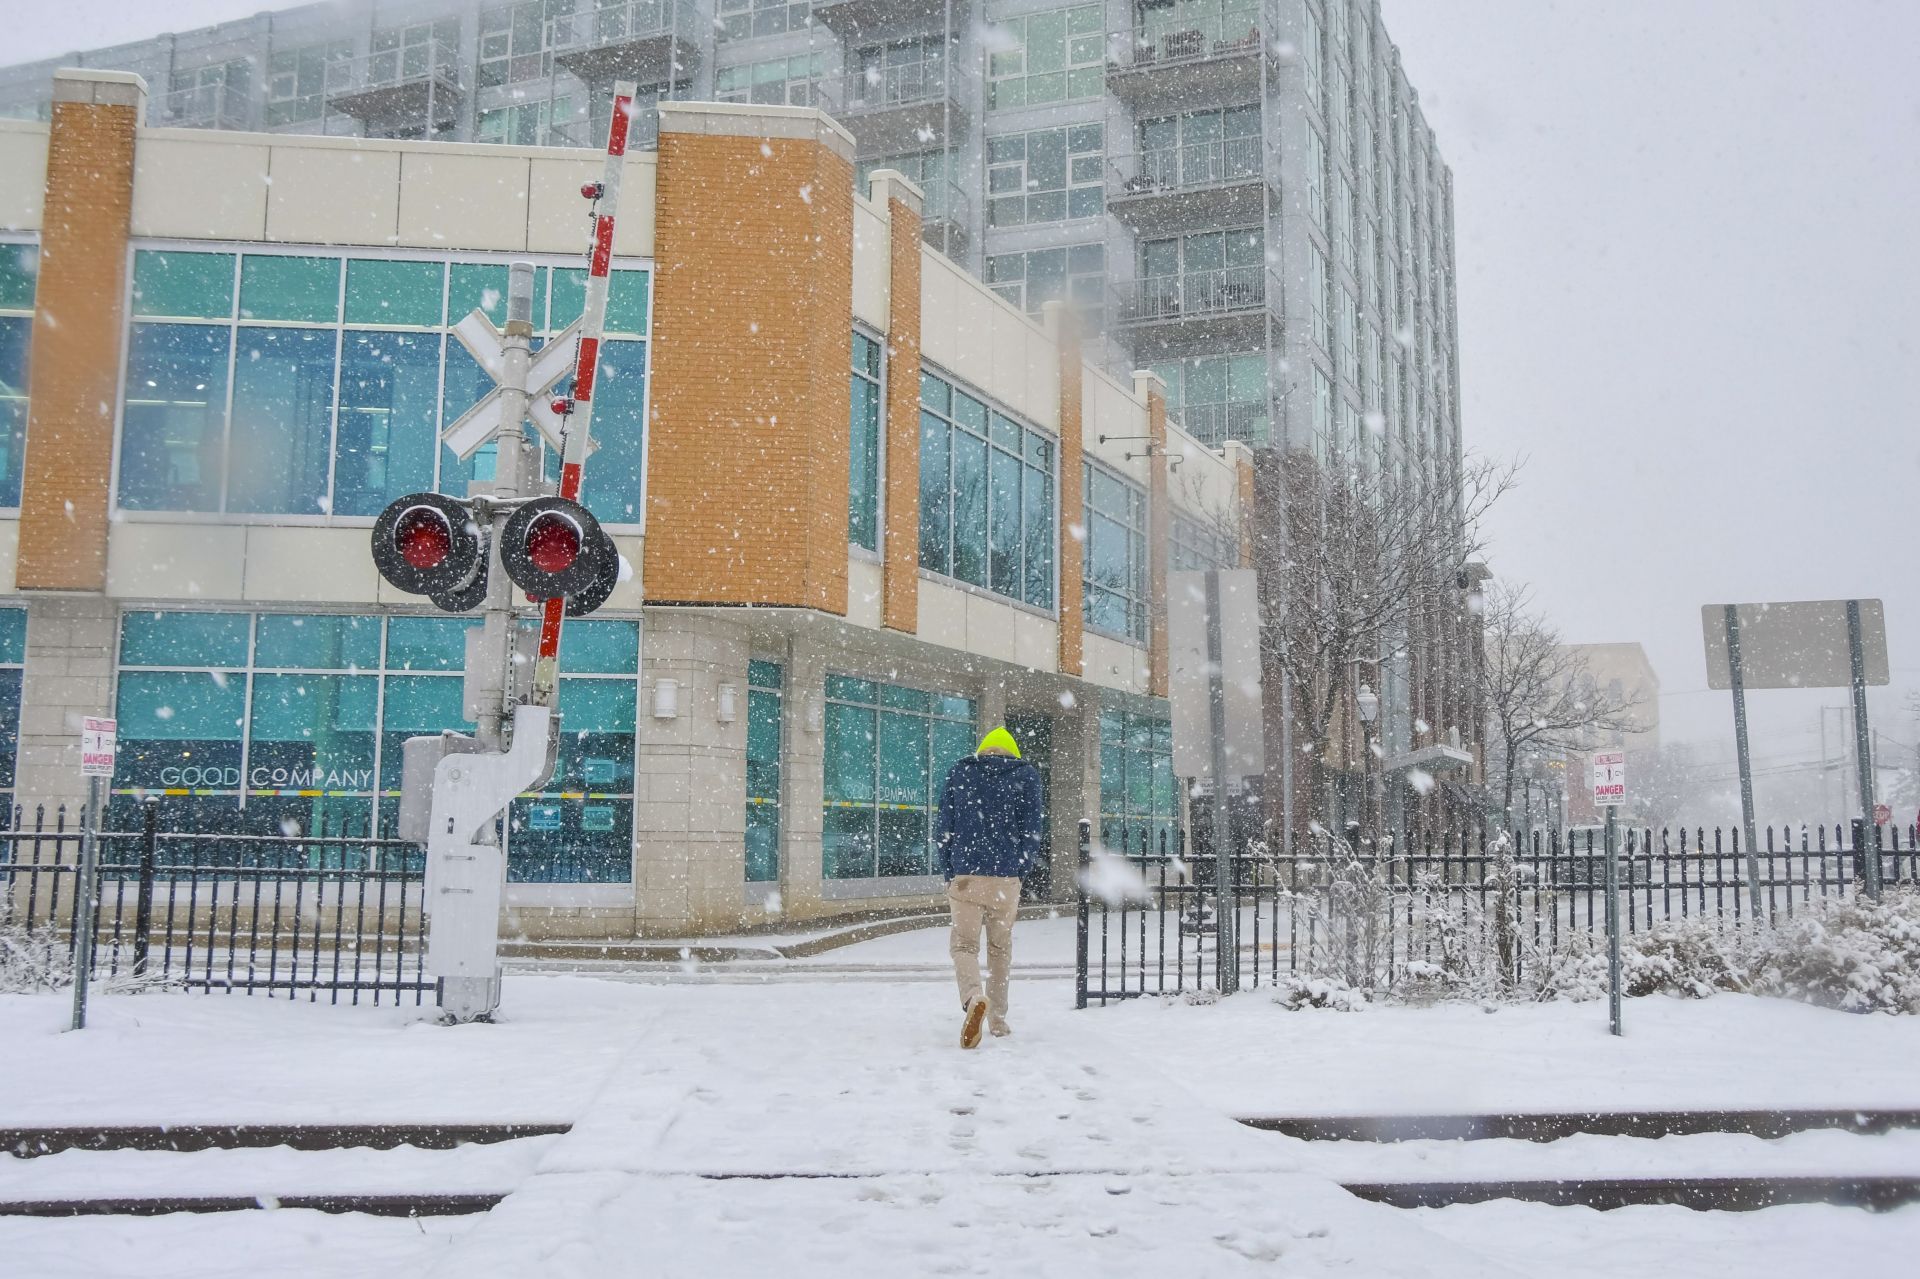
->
[936, 726, 1045, 1049]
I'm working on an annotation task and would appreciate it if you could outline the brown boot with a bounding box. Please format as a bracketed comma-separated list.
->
[960, 997, 988, 1050]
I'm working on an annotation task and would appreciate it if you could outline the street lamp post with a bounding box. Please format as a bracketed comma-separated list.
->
[1356, 683, 1381, 850]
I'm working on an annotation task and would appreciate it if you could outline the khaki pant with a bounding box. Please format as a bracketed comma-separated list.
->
[947, 874, 1021, 1028]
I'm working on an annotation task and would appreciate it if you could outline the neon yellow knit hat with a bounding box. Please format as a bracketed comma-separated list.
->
[976, 726, 1022, 758]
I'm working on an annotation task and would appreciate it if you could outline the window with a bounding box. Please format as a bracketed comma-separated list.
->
[1312, 364, 1334, 452]
[118, 248, 650, 526]
[1137, 227, 1266, 316]
[0, 609, 21, 823]
[822, 675, 975, 880]
[988, 6, 1103, 110]
[849, 37, 946, 108]
[857, 152, 954, 220]
[478, 96, 583, 147]
[849, 331, 882, 552]
[1329, 0, 1349, 56]
[1137, 0, 1262, 57]
[0, 242, 32, 507]
[1308, 241, 1331, 352]
[1098, 707, 1173, 853]
[1171, 514, 1237, 573]
[1338, 286, 1358, 381]
[1082, 460, 1146, 643]
[1147, 351, 1268, 447]
[746, 660, 784, 883]
[987, 244, 1106, 333]
[1335, 174, 1353, 266]
[716, 54, 824, 106]
[478, 1, 570, 90]
[918, 369, 1056, 609]
[987, 124, 1103, 227]
[1362, 320, 1381, 411]
[718, 0, 812, 42]
[110, 612, 639, 882]
[369, 18, 461, 88]
[1304, 125, 1326, 232]
[1302, 3, 1324, 109]
[164, 61, 250, 128]
[266, 41, 351, 127]
[1135, 104, 1261, 189]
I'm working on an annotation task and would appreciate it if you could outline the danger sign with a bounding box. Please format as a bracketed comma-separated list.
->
[1591, 750, 1627, 809]
[80, 716, 116, 778]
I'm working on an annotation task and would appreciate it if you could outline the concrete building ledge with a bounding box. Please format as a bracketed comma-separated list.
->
[53, 69, 147, 109]
[656, 100, 855, 164]
[865, 167, 923, 217]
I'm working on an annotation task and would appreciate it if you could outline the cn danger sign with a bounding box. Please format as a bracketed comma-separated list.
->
[80, 716, 117, 778]
[1591, 749, 1627, 809]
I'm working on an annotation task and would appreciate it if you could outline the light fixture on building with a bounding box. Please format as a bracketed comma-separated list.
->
[652, 678, 680, 719]
[1356, 684, 1379, 725]
[716, 682, 738, 723]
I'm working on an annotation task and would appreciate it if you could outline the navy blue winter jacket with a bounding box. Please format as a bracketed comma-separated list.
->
[935, 754, 1045, 880]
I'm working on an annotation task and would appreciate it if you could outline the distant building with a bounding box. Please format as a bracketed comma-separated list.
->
[1558, 641, 1660, 827]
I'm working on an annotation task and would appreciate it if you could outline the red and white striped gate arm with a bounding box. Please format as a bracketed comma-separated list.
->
[533, 80, 637, 705]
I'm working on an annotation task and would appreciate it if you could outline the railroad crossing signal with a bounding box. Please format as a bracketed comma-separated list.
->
[440, 311, 598, 462]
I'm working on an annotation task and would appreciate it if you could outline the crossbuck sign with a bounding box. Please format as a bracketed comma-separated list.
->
[440, 312, 594, 462]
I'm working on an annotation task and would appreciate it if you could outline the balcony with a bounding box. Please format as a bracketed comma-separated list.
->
[325, 40, 464, 138]
[152, 82, 250, 131]
[1113, 265, 1278, 345]
[1172, 398, 1269, 447]
[919, 178, 971, 260]
[1107, 137, 1270, 232]
[814, 0, 958, 43]
[820, 59, 968, 157]
[1107, 2, 1267, 110]
[550, 0, 701, 86]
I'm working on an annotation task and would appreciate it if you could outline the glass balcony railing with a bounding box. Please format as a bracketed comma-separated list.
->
[1110, 136, 1263, 196]
[1173, 399, 1268, 445]
[1117, 1, 1264, 70]
[549, 0, 695, 55]
[824, 58, 952, 115]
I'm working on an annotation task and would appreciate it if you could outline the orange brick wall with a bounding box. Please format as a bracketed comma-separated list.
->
[1146, 387, 1169, 698]
[1054, 315, 1084, 677]
[881, 196, 922, 633]
[1236, 453, 1256, 568]
[644, 129, 854, 613]
[18, 96, 138, 591]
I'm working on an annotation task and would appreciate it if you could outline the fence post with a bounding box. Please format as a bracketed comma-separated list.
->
[1074, 818, 1090, 1010]
[131, 798, 159, 978]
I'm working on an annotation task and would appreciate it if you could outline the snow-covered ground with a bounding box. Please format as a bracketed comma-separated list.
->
[3, 926, 1918, 1277]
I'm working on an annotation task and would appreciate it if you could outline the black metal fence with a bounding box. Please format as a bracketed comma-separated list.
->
[1074, 820, 1920, 1007]
[0, 802, 430, 1004]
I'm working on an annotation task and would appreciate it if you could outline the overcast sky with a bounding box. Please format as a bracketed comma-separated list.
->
[11, 1, 1920, 781]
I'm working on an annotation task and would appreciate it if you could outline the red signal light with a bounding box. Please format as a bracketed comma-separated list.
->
[499, 496, 607, 602]
[524, 511, 582, 574]
[371, 492, 484, 606]
[395, 506, 453, 570]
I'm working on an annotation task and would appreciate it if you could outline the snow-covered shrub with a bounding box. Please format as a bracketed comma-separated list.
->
[0, 925, 72, 994]
[1272, 972, 1371, 1011]
[1753, 887, 1920, 1014]
[1618, 918, 1752, 999]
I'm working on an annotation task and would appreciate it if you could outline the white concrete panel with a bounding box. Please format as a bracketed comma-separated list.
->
[1081, 632, 1147, 696]
[1012, 608, 1057, 674]
[0, 124, 47, 232]
[988, 313, 1032, 424]
[918, 254, 960, 370]
[851, 198, 890, 333]
[398, 151, 530, 251]
[614, 154, 654, 258]
[106, 523, 246, 600]
[133, 135, 270, 241]
[944, 276, 996, 392]
[845, 556, 883, 629]
[916, 576, 968, 650]
[527, 153, 603, 254]
[0, 518, 16, 592]
[965, 593, 1019, 664]
[1085, 375, 1150, 483]
[602, 534, 645, 611]
[1025, 331, 1061, 430]
[1166, 420, 1240, 521]
[242, 526, 380, 603]
[266, 144, 400, 246]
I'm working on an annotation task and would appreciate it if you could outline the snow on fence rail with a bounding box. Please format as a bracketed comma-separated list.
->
[1074, 821, 1920, 1006]
[0, 802, 429, 1004]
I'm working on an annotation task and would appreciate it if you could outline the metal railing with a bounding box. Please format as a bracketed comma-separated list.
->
[1117, 5, 1264, 70]
[549, 0, 697, 53]
[1117, 264, 1270, 323]
[153, 82, 251, 131]
[352, 39, 464, 95]
[825, 58, 952, 114]
[1075, 821, 1920, 1006]
[1171, 398, 1268, 445]
[1, 802, 429, 1005]
[1110, 137, 1264, 196]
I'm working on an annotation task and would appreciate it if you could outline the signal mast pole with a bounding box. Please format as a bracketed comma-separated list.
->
[532, 82, 638, 707]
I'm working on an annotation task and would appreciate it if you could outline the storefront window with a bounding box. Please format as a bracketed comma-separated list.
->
[1083, 460, 1147, 642]
[822, 675, 974, 880]
[0, 609, 24, 823]
[918, 368, 1055, 611]
[1099, 706, 1174, 853]
[0, 241, 34, 507]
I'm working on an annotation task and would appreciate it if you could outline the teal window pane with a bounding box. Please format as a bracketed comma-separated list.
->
[507, 797, 632, 882]
[0, 316, 27, 506]
[988, 447, 1022, 597]
[745, 802, 780, 881]
[0, 607, 23, 665]
[608, 270, 649, 336]
[114, 669, 246, 790]
[549, 267, 585, 329]
[877, 808, 928, 877]
[930, 718, 974, 787]
[131, 250, 234, 319]
[556, 676, 636, 735]
[344, 258, 443, 327]
[823, 805, 875, 879]
[878, 685, 928, 712]
[748, 659, 783, 689]
[933, 695, 974, 722]
[0, 243, 36, 311]
[918, 414, 950, 574]
[578, 338, 646, 525]
[119, 611, 249, 668]
[254, 614, 380, 670]
[1023, 468, 1054, 609]
[919, 370, 949, 413]
[825, 675, 876, 704]
[556, 619, 639, 674]
[119, 323, 229, 512]
[439, 341, 499, 497]
[247, 673, 378, 788]
[448, 263, 509, 326]
[951, 431, 987, 585]
[848, 366, 879, 551]
[239, 254, 341, 324]
[336, 330, 440, 517]
[227, 326, 335, 515]
[823, 702, 876, 802]
[386, 616, 479, 670]
[952, 391, 987, 434]
[877, 710, 928, 804]
[378, 673, 469, 790]
[0, 668, 19, 789]
[746, 686, 782, 799]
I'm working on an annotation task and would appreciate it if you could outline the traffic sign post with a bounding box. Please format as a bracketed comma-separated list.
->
[70, 716, 116, 1031]
[1592, 750, 1626, 1038]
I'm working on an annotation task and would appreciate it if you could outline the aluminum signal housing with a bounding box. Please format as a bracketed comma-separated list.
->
[372, 492, 483, 599]
[499, 495, 609, 601]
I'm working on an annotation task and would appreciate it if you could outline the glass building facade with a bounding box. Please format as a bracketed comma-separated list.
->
[823, 675, 976, 881]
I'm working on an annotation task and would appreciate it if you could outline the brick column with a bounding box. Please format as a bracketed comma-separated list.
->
[18, 70, 144, 592]
[868, 169, 923, 634]
[1048, 303, 1083, 677]
[1229, 443, 1257, 568]
[645, 103, 855, 614]
[1136, 371, 1170, 700]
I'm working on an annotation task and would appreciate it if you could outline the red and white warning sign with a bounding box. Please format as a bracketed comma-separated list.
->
[1590, 749, 1627, 809]
[80, 716, 117, 778]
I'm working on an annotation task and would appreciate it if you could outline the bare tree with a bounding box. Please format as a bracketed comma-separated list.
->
[1476, 583, 1642, 823]
[1250, 446, 1516, 825]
